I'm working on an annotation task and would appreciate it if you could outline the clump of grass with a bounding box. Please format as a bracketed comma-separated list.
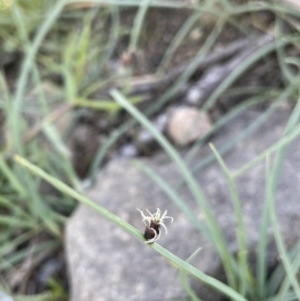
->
[0, 1, 118, 298]
[1, 0, 300, 300]
[14, 85, 300, 301]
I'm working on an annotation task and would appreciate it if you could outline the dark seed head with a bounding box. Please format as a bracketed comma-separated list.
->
[144, 222, 160, 242]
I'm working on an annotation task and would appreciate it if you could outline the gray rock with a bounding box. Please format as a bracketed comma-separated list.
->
[66, 107, 300, 301]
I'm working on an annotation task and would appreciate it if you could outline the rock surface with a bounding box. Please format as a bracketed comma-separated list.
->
[66, 107, 300, 301]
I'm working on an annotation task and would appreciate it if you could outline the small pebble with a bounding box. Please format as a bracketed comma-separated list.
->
[167, 107, 212, 146]
[119, 143, 139, 158]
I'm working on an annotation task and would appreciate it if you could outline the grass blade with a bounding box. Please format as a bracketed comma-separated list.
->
[180, 247, 203, 301]
[265, 94, 300, 299]
[209, 143, 249, 297]
[129, 0, 152, 52]
[256, 155, 271, 299]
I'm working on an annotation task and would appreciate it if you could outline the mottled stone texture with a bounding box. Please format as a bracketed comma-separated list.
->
[66, 107, 300, 301]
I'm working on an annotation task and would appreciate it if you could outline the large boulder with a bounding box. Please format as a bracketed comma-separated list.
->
[65, 107, 300, 301]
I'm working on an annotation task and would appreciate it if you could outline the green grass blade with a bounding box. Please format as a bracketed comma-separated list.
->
[278, 241, 300, 300]
[180, 269, 203, 301]
[258, 89, 300, 299]
[275, 19, 295, 85]
[129, 0, 152, 52]
[75, 96, 143, 112]
[42, 123, 70, 158]
[0, 215, 35, 228]
[209, 143, 249, 296]
[208, 143, 247, 253]
[267, 240, 300, 297]
[0, 154, 26, 196]
[265, 96, 300, 299]
[180, 247, 203, 301]
[256, 154, 271, 299]
[266, 163, 300, 300]
[42, 123, 81, 192]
